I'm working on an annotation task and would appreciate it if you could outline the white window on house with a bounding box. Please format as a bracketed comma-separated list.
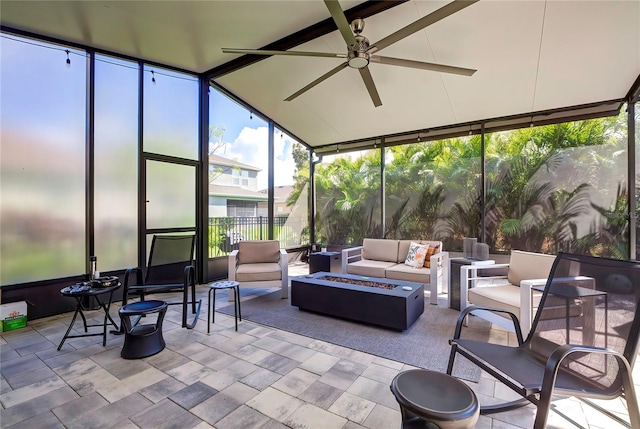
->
[232, 169, 249, 187]
[227, 200, 258, 217]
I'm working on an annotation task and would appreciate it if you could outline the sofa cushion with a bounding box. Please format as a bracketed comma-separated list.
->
[362, 238, 399, 263]
[404, 242, 429, 268]
[235, 262, 282, 282]
[386, 264, 430, 284]
[398, 240, 442, 263]
[238, 240, 280, 264]
[347, 259, 397, 278]
[508, 250, 555, 286]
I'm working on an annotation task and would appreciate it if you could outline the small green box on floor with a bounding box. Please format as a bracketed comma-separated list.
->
[0, 301, 28, 332]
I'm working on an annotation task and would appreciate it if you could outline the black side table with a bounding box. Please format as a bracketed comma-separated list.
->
[58, 283, 121, 350]
[309, 251, 341, 274]
[390, 369, 479, 428]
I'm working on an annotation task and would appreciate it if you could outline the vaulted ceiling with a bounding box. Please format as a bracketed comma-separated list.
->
[2, 1, 639, 151]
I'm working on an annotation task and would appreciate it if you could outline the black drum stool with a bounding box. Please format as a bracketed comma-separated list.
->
[390, 369, 479, 429]
[118, 300, 168, 359]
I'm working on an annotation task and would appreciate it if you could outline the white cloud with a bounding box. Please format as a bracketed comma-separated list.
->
[223, 126, 296, 190]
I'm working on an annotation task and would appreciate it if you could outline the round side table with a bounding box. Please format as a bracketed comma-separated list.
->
[208, 281, 241, 332]
[390, 369, 479, 429]
[118, 300, 168, 359]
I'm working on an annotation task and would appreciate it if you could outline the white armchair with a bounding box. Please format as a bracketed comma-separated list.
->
[460, 250, 556, 336]
[229, 240, 289, 300]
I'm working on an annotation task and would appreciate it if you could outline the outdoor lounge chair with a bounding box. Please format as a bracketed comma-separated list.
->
[229, 240, 289, 299]
[122, 234, 202, 329]
[447, 252, 640, 429]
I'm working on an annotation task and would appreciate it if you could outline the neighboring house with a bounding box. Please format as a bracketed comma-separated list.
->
[260, 185, 294, 216]
[208, 154, 267, 217]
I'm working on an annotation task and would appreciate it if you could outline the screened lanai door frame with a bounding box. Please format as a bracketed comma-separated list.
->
[139, 152, 200, 273]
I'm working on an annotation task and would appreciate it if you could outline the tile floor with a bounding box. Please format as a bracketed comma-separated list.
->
[1, 263, 638, 428]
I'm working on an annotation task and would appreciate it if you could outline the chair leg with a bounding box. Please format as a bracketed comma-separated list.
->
[236, 286, 242, 321]
[207, 288, 212, 334]
[446, 344, 458, 375]
[233, 287, 238, 331]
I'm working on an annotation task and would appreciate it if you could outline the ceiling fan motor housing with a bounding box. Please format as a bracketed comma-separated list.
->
[347, 35, 370, 69]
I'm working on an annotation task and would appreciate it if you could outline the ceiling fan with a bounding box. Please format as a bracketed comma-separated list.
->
[222, 0, 479, 107]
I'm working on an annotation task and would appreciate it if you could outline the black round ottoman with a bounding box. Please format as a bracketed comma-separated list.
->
[118, 300, 168, 359]
[390, 369, 479, 429]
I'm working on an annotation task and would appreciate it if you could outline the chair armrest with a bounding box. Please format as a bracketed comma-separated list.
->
[429, 251, 448, 305]
[459, 265, 509, 311]
[279, 248, 288, 269]
[519, 278, 549, 338]
[123, 267, 143, 305]
[229, 250, 239, 281]
[452, 304, 524, 344]
[342, 246, 363, 273]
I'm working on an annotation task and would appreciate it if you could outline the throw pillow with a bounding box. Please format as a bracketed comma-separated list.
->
[405, 242, 429, 268]
[423, 244, 441, 268]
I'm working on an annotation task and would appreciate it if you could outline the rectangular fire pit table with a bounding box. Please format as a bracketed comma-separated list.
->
[291, 272, 425, 330]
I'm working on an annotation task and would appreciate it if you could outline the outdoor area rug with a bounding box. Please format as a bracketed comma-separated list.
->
[218, 290, 492, 382]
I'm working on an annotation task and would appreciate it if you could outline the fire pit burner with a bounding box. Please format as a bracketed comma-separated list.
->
[318, 275, 396, 290]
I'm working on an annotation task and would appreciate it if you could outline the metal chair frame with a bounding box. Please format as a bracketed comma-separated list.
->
[447, 252, 640, 429]
[122, 235, 202, 329]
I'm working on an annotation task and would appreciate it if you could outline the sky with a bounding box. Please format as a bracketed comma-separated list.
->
[209, 90, 297, 190]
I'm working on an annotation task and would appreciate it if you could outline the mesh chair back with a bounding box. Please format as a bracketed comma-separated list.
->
[145, 235, 195, 285]
[527, 252, 640, 395]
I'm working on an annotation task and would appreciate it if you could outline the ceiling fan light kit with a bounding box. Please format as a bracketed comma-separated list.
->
[222, 0, 479, 107]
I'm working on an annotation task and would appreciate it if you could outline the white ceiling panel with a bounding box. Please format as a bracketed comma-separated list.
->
[1, 0, 638, 149]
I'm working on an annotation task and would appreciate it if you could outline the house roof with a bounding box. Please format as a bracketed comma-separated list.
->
[2, 1, 638, 152]
[209, 184, 268, 201]
[260, 185, 294, 202]
[209, 154, 261, 172]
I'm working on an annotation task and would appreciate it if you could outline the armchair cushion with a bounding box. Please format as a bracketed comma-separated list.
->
[507, 250, 555, 286]
[468, 284, 533, 318]
[238, 240, 280, 264]
[236, 262, 282, 282]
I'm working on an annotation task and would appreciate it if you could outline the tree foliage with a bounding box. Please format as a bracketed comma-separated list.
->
[313, 111, 630, 257]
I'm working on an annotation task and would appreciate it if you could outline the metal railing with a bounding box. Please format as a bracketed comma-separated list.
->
[208, 216, 308, 257]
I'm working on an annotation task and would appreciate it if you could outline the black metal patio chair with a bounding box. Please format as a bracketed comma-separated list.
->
[122, 234, 201, 329]
[447, 252, 640, 428]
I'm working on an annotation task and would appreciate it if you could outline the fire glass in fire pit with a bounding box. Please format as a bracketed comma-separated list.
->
[317, 275, 396, 290]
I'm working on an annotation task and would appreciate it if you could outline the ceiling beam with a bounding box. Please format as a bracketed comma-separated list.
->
[205, 0, 409, 80]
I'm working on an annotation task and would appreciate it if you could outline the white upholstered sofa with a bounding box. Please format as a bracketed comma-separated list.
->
[460, 250, 556, 336]
[342, 238, 449, 305]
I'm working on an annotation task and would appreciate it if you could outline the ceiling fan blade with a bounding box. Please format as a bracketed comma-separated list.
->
[222, 48, 346, 59]
[369, 0, 479, 54]
[359, 67, 382, 107]
[285, 62, 349, 102]
[371, 55, 476, 76]
[324, 0, 357, 46]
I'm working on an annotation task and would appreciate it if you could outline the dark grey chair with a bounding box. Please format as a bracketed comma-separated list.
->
[447, 252, 640, 429]
[122, 235, 201, 329]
